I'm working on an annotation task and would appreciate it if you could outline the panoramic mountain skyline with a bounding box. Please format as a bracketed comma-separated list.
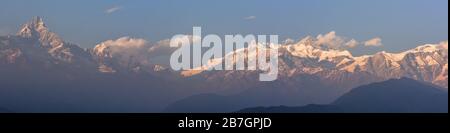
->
[0, 0, 448, 113]
[0, 17, 447, 112]
[0, 1, 448, 132]
[0, 0, 448, 56]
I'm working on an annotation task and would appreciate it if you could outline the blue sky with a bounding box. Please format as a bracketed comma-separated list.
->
[0, 0, 447, 55]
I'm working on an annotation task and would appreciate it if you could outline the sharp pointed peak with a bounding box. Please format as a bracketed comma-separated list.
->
[31, 16, 45, 26]
[16, 16, 66, 49]
[17, 16, 49, 37]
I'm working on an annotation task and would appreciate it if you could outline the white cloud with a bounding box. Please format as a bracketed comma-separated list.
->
[105, 6, 122, 14]
[345, 39, 359, 48]
[364, 37, 383, 47]
[244, 16, 256, 20]
[148, 35, 201, 56]
[94, 37, 151, 64]
[290, 31, 383, 50]
[315, 31, 345, 48]
[95, 35, 202, 61]
[99, 37, 148, 52]
[312, 31, 361, 49]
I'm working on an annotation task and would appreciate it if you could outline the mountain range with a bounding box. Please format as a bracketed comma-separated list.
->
[238, 78, 448, 113]
[0, 17, 448, 112]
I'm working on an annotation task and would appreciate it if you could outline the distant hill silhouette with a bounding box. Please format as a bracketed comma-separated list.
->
[237, 105, 344, 113]
[164, 94, 237, 113]
[238, 78, 448, 113]
[163, 80, 338, 113]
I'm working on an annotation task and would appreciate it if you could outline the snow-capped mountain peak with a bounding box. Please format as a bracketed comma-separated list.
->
[17, 16, 47, 38]
[10, 17, 88, 63]
[17, 16, 65, 47]
[2, 17, 448, 91]
[284, 39, 354, 64]
[185, 39, 448, 89]
[409, 43, 444, 53]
